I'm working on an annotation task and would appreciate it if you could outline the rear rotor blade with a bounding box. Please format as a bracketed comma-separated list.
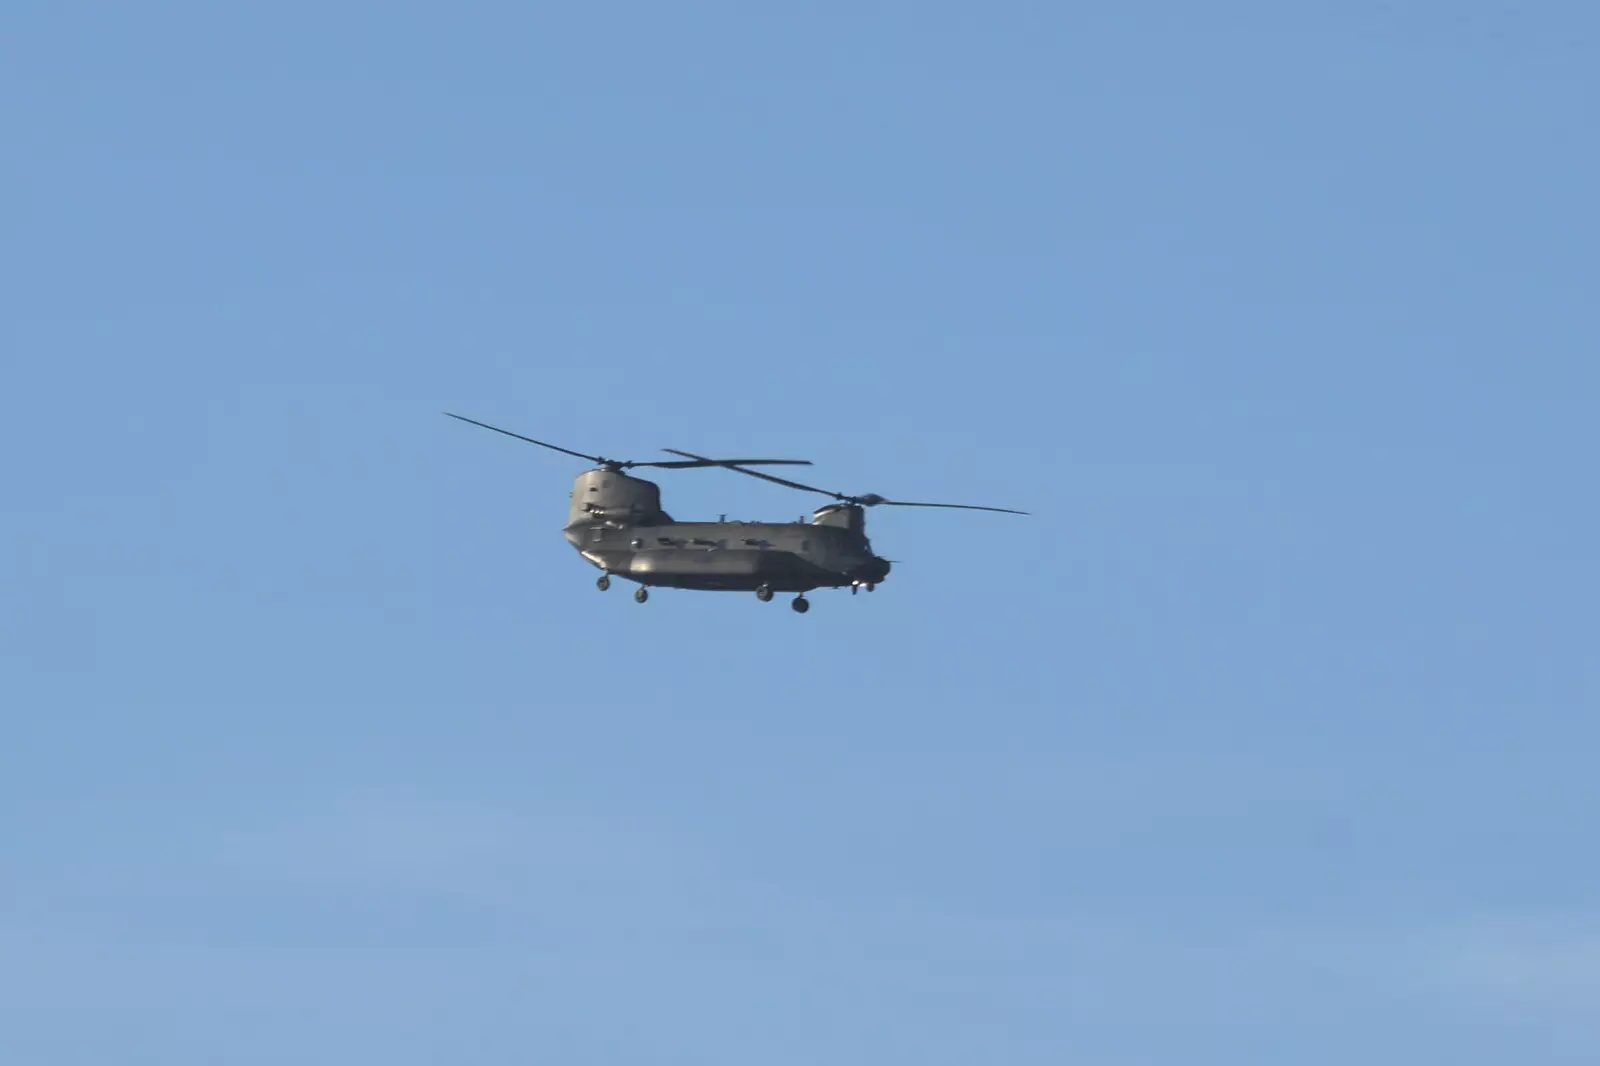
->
[444, 413, 605, 463]
[668, 448, 1029, 513]
[882, 500, 1030, 515]
[663, 449, 848, 499]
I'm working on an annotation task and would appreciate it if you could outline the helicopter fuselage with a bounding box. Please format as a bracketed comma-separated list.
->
[562, 468, 890, 593]
[565, 516, 890, 593]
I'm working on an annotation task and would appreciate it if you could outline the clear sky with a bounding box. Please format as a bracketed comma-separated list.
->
[5, 2, 1598, 1063]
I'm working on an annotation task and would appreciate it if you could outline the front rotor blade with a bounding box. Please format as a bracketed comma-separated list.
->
[883, 500, 1030, 515]
[634, 458, 815, 470]
[663, 449, 847, 500]
[443, 413, 605, 463]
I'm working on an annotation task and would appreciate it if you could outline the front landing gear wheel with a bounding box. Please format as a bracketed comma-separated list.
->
[634, 586, 649, 603]
[791, 596, 809, 614]
[756, 584, 774, 602]
[596, 575, 611, 591]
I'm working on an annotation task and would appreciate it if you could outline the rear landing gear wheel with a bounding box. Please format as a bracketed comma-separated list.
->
[596, 575, 610, 591]
[756, 584, 774, 602]
[634, 586, 649, 603]
[791, 596, 809, 614]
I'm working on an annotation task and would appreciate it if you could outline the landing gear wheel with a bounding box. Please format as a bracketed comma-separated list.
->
[634, 586, 649, 603]
[791, 596, 809, 614]
[756, 584, 774, 602]
[596, 575, 611, 591]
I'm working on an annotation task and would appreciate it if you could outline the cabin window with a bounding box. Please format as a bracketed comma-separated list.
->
[631, 538, 644, 549]
[589, 527, 605, 544]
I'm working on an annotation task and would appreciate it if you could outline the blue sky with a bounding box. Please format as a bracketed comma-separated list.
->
[4, 2, 1598, 1062]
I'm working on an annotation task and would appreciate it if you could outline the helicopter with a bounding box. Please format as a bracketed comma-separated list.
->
[445, 413, 1028, 613]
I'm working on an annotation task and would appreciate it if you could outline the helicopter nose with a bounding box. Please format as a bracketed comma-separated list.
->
[862, 557, 891, 583]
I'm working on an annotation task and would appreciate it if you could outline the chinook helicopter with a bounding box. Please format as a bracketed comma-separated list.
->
[446, 413, 1027, 613]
